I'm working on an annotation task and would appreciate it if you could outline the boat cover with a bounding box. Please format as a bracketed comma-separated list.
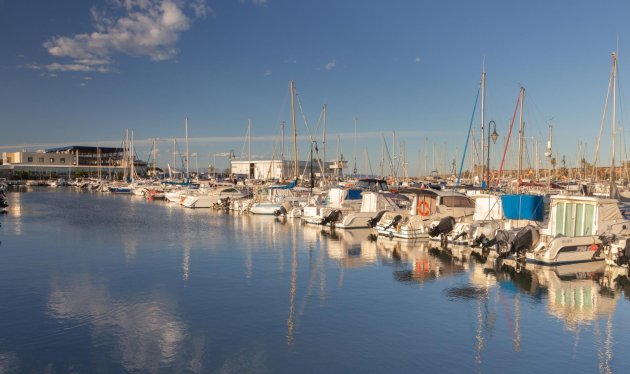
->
[501, 194, 544, 221]
[473, 194, 504, 221]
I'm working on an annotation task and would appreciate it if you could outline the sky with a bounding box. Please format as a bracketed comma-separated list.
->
[1, 0, 630, 176]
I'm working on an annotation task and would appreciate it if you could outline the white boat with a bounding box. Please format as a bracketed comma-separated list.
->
[523, 194, 630, 265]
[335, 191, 410, 229]
[248, 181, 309, 215]
[301, 186, 363, 225]
[182, 186, 251, 208]
[374, 188, 475, 239]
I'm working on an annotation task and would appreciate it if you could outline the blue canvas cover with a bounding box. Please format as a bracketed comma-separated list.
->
[501, 194, 544, 221]
[347, 189, 363, 200]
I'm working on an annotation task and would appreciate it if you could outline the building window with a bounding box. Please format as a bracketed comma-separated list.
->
[39, 157, 44, 163]
[60, 158, 66, 164]
[6, 157, 11, 163]
[27, 157, 33, 162]
[50, 158, 55, 163]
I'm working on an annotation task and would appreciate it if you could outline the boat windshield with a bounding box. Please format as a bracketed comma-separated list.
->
[441, 196, 475, 208]
[356, 179, 388, 191]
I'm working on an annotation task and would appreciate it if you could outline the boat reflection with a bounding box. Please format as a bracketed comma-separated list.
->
[322, 228, 377, 269]
[377, 238, 467, 283]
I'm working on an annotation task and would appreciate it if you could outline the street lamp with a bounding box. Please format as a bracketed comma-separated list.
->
[486, 120, 498, 188]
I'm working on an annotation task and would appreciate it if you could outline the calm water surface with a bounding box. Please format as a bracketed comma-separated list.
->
[1, 188, 630, 373]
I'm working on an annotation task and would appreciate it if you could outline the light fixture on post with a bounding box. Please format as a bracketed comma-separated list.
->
[487, 120, 498, 189]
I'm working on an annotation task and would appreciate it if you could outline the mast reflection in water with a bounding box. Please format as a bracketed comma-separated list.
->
[0, 188, 629, 373]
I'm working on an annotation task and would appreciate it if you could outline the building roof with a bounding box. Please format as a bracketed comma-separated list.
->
[45, 146, 123, 154]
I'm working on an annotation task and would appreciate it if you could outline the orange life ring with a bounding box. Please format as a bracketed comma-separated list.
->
[417, 200, 430, 216]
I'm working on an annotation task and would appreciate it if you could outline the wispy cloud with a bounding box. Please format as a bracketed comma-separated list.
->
[0, 130, 464, 151]
[27, 0, 210, 74]
[324, 60, 336, 71]
[415, 57, 421, 63]
[264, 69, 272, 76]
[252, 0, 268, 7]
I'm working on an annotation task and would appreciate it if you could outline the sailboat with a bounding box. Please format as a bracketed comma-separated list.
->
[247, 81, 308, 215]
[517, 53, 630, 266]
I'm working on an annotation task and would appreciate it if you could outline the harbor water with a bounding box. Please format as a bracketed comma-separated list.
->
[1, 188, 630, 373]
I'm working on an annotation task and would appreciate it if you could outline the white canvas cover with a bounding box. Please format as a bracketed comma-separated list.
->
[360, 192, 378, 213]
[472, 194, 504, 222]
[597, 201, 624, 224]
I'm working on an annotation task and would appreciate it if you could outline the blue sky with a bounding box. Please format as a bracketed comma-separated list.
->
[1, 0, 629, 176]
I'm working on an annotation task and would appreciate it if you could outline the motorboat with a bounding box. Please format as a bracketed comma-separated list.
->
[522, 195, 630, 265]
[335, 191, 410, 229]
[374, 188, 475, 239]
[181, 186, 251, 208]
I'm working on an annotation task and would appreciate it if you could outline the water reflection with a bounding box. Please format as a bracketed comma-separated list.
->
[323, 228, 377, 269]
[47, 274, 193, 372]
[377, 238, 467, 284]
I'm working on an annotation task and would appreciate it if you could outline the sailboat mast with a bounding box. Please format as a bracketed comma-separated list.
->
[172, 138, 176, 179]
[392, 131, 396, 181]
[152, 138, 157, 177]
[611, 52, 618, 196]
[290, 81, 298, 180]
[480, 67, 486, 186]
[353, 117, 358, 176]
[185, 117, 189, 179]
[517, 87, 525, 187]
[281, 121, 285, 181]
[248, 119, 252, 179]
[322, 105, 327, 181]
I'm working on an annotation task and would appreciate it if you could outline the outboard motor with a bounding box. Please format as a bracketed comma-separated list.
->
[321, 209, 342, 227]
[482, 229, 512, 256]
[509, 225, 539, 257]
[367, 210, 387, 228]
[220, 197, 231, 210]
[273, 205, 288, 217]
[428, 216, 456, 238]
[383, 215, 403, 230]
[0, 191, 8, 210]
[273, 201, 293, 217]
[600, 234, 630, 266]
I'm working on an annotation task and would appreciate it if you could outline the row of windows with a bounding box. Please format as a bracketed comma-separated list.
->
[554, 202, 595, 237]
[26, 157, 70, 164]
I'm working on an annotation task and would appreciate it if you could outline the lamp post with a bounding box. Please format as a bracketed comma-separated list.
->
[486, 120, 498, 189]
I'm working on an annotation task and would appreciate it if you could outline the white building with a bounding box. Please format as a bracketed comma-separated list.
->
[230, 159, 339, 180]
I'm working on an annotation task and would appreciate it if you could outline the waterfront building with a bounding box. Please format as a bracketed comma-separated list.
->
[0, 146, 147, 179]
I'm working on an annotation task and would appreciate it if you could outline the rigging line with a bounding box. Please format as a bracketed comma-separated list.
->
[239, 124, 249, 161]
[381, 133, 395, 177]
[498, 92, 521, 178]
[275, 84, 291, 130]
[456, 86, 481, 187]
[592, 61, 614, 178]
[295, 93, 328, 177]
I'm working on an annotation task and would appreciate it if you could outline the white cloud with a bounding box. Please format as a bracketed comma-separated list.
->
[30, 0, 210, 74]
[324, 60, 336, 71]
[415, 57, 421, 63]
[252, 0, 268, 7]
[264, 69, 272, 76]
